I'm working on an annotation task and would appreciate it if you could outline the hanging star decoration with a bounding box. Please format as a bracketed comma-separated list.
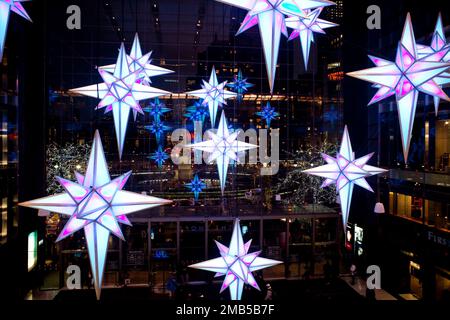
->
[185, 174, 206, 202]
[19, 131, 171, 300]
[149, 145, 170, 168]
[227, 70, 254, 101]
[286, 7, 338, 69]
[302, 126, 387, 232]
[215, 0, 335, 92]
[256, 102, 280, 127]
[186, 111, 258, 194]
[189, 219, 282, 300]
[347, 13, 450, 162]
[184, 99, 210, 124]
[70, 44, 170, 159]
[0, 0, 32, 61]
[143, 97, 172, 120]
[186, 67, 237, 127]
[145, 118, 171, 144]
[417, 13, 450, 114]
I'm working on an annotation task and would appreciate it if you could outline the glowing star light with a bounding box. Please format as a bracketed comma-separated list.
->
[145, 119, 171, 144]
[70, 44, 170, 159]
[0, 0, 32, 61]
[149, 146, 169, 168]
[215, 0, 335, 92]
[189, 219, 281, 300]
[184, 99, 210, 124]
[186, 67, 237, 127]
[256, 102, 279, 127]
[347, 13, 450, 162]
[303, 126, 387, 231]
[227, 70, 254, 101]
[143, 97, 171, 120]
[286, 7, 338, 69]
[186, 111, 258, 194]
[185, 174, 206, 202]
[19, 131, 171, 300]
[417, 13, 450, 114]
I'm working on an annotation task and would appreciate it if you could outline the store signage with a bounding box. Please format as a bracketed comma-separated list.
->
[427, 231, 450, 248]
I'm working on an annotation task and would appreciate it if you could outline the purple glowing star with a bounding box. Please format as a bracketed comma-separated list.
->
[215, 0, 335, 93]
[286, 7, 338, 69]
[19, 131, 171, 300]
[347, 13, 450, 162]
[70, 44, 170, 159]
[303, 126, 387, 233]
[227, 70, 254, 101]
[0, 0, 32, 61]
[417, 13, 450, 114]
[189, 219, 282, 300]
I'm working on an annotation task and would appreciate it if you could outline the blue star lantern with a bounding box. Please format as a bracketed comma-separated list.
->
[185, 100, 210, 124]
[256, 102, 279, 127]
[149, 146, 169, 168]
[143, 98, 171, 120]
[185, 174, 206, 202]
[145, 119, 171, 144]
[227, 70, 254, 101]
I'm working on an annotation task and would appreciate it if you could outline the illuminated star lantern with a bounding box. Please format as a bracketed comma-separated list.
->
[417, 13, 450, 114]
[227, 70, 254, 101]
[101, 34, 174, 122]
[186, 67, 237, 127]
[149, 146, 169, 168]
[145, 119, 171, 144]
[184, 99, 210, 124]
[70, 44, 170, 159]
[256, 102, 280, 127]
[303, 126, 387, 231]
[143, 97, 171, 120]
[347, 13, 450, 162]
[286, 7, 338, 69]
[189, 219, 282, 300]
[215, 0, 335, 93]
[186, 111, 258, 194]
[0, 0, 32, 61]
[19, 131, 171, 300]
[185, 174, 206, 202]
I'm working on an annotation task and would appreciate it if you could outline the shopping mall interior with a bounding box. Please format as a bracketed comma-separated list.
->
[0, 0, 449, 305]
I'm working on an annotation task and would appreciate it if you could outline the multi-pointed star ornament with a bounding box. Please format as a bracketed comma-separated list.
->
[185, 174, 206, 202]
[19, 131, 171, 300]
[256, 101, 280, 127]
[417, 13, 450, 114]
[184, 99, 210, 124]
[186, 67, 237, 127]
[143, 97, 172, 120]
[227, 70, 254, 101]
[0, 0, 32, 61]
[303, 126, 387, 231]
[145, 119, 171, 144]
[347, 13, 450, 162]
[186, 111, 258, 194]
[189, 219, 282, 300]
[215, 0, 335, 92]
[149, 145, 170, 168]
[70, 44, 170, 159]
[286, 7, 338, 69]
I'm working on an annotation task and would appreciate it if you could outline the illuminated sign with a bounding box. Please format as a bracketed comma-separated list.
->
[27, 231, 38, 272]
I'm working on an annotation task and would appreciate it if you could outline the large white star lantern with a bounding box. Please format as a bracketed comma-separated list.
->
[215, 0, 336, 92]
[286, 7, 338, 69]
[186, 67, 237, 127]
[20, 131, 172, 300]
[186, 111, 257, 194]
[303, 126, 387, 231]
[100, 33, 174, 121]
[70, 43, 170, 159]
[189, 219, 282, 300]
[417, 13, 450, 114]
[347, 13, 450, 162]
[0, 0, 32, 61]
